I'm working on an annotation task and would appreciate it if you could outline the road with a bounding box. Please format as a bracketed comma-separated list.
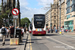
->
[26, 33, 75, 50]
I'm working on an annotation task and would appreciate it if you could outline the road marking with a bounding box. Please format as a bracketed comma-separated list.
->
[36, 37, 42, 39]
[46, 36, 75, 49]
[29, 34, 32, 50]
[46, 36, 50, 38]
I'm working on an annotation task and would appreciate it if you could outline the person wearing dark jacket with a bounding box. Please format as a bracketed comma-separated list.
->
[24, 27, 26, 33]
[1, 25, 7, 46]
[10, 26, 14, 38]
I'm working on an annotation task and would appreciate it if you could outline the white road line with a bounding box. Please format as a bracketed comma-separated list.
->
[36, 37, 42, 39]
[46, 36, 50, 38]
[46, 36, 75, 49]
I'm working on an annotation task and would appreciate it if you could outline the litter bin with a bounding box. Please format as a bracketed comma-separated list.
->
[15, 28, 22, 42]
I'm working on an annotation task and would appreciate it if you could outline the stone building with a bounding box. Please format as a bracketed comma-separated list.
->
[51, 1, 59, 29]
[45, 9, 51, 29]
[45, 0, 66, 30]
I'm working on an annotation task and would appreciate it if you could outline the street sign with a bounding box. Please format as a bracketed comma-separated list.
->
[12, 8, 19, 15]
[13, 15, 18, 19]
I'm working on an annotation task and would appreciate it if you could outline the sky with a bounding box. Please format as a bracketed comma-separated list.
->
[0, 0, 53, 21]
[20, 0, 53, 21]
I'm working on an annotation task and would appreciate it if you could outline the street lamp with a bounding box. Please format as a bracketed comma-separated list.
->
[59, 0, 61, 34]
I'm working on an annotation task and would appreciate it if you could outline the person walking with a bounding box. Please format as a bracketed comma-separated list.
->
[1, 25, 7, 46]
[16, 26, 22, 42]
[21, 27, 24, 36]
[7, 27, 9, 38]
[24, 27, 26, 33]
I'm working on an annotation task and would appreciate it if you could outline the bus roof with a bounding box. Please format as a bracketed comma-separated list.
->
[34, 14, 45, 16]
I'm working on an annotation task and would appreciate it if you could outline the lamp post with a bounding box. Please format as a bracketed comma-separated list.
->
[59, 0, 61, 34]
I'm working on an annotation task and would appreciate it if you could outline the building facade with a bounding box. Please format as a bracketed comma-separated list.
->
[45, 10, 51, 29]
[51, 2, 58, 29]
[58, 0, 66, 28]
[45, 0, 66, 30]
[64, 0, 75, 31]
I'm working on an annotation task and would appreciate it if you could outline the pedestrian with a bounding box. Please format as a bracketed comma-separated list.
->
[55, 28, 58, 33]
[48, 28, 50, 33]
[21, 27, 24, 36]
[7, 27, 9, 38]
[16, 26, 22, 42]
[0, 28, 1, 34]
[54, 26, 56, 32]
[10, 26, 14, 38]
[24, 27, 26, 33]
[1, 25, 7, 46]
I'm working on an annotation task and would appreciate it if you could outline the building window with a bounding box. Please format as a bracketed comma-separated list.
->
[72, 0, 75, 5]
[72, 15, 75, 17]
[71, 4, 75, 12]
[66, 0, 70, 3]
[54, 16, 56, 19]
[67, 1, 70, 8]
[54, 13, 56, 15]
[67, 15, 70, 19]
[54, 9, 56, 11]
[66, 8, 70, 14]
[54, 20, 56, 24]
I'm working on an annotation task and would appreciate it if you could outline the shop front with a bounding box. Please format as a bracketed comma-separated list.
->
[64, 20, 74, 32]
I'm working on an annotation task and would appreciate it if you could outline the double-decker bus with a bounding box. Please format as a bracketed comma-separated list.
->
[32, 14, 46, 35]
[29, 23, 32, 33]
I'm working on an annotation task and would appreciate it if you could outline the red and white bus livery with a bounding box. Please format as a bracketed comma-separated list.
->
[32, 14, 46, 35]
[29, 23, 32, 33]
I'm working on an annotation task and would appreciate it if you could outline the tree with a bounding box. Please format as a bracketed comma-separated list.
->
[21, 17, 30, 27]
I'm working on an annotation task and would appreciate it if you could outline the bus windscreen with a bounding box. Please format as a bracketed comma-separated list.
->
[34, 15, 45, 28]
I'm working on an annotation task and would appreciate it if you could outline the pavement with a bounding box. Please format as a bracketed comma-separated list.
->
[0, 34, 28, 50]
[48, 31, 75, 36]
[63, 32, 75, 36]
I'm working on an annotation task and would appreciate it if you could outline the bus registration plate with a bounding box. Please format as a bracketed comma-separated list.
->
[38, 33, 41, 35]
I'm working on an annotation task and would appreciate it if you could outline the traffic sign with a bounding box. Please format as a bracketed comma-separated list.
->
[12, 8, 19, 15]
[13, 15, 18, 19]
